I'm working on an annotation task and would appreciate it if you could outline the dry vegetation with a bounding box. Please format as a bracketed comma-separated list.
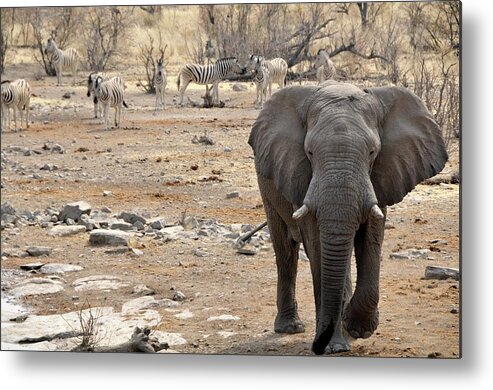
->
[1, 3, 459, 144]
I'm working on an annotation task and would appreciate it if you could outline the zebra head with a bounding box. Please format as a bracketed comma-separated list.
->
[87, 74, 95, 97]
[247, 54, 261, 71]
[45, 37, 56, 55]
[315, 49, 329, 67]
[157, 58, 164, 76]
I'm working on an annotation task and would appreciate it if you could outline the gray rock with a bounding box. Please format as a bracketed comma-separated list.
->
[72, 275, 129, 291]
[105, 247, 130, 254]
[58, 201, 91, 222]
[226, 191, 240, 199]
[110, 221, 134, 231]
[149, 218, 167, 230]
[89, 229, 131, 246]
[424, 266, 460, 281]
[103, 190, 112, 197]
[1, 202, 16, 220]
[389, 248, 431, 260]
[48, 225, 86, 237]
[40, 263, 83, 274]
[133, 220, 145, 230]
[182, 216, 198, 230]
[40, 163, 58, 171]
[118, 211, 147, 225]
[206, 314, 240, 321]
[100, 206, 112, 213]
[174, 309, 194, 320]
[20, 262, 45, 271]
[191, 135, 215, 145]
[232, 83, 247, 92]
[10, 278, 64, 297]
[172, 291, 186, 302]
[192, 248, 209, 257]
[132, 284, 155, 296]
[26, 246, 53, 257]
[65, 218, 76, 225]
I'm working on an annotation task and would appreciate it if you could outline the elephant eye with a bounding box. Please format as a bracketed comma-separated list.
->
[308, 151, 313, 156]
[369, 150, 375, 157]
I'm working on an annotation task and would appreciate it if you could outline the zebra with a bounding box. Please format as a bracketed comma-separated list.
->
[247, 55, 287, 97]
[176, 57, 245, 106]
[1, 79, 31, 132]
[154, 57, 167, 111]
[44, 37, 79, 86]
[251, 56, 270, 109]
[315, 49, 336, 84]
[87, 72, 108, 120]
[94, 75, 128, 131]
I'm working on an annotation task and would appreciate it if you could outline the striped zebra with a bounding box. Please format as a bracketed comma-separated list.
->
[154, 57, 167, 110]
[1, 79, 31, 132]
[44, 38, 79, 86]
[177, 57, 245, 106]
[87, 72, 108, 120]
[251, 56, 270, 109]
[247, 55, 287, 97]
[94, 75, 128, 131]
[315, 49, 336, 84]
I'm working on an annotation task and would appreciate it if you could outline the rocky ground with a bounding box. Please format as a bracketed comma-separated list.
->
[1, 70, 460, 357]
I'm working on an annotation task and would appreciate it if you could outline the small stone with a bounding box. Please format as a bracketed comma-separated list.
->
[172, 291, 186, 302]
[174, 309, 194, 320]
[132, 284, 155, 296]
[48, 225, 86, 237]
[58, 201, 92, 222]
[20, 262, 45, 271]
[110, 221, 134, 231]
[10, 314, 29, 323]
[104, 247, 130, 255]
[424, 266, 459, 281]
[207, 314, 240, 321]
[450, 308, 459, 314]
[62, 92, 71, 99]
[192, 248, 209, 257]
[65, 218, 76, 225]
[118, 211, 147, 225]
[103, 190, 112, 197]
[133, 220, 145, 230]
[89, 229, 130, 246]
[40, 263, 83, 274]
[100, 206, 112, 213]
[237, 243, 258, 255]
[224, 147, 232, 153]
[131, 248, 144, 256]
[232, 83, 247, 92]
[226, 191, 240, 199]
[150, 218, 167, 230]
[26, 246, 52, 257]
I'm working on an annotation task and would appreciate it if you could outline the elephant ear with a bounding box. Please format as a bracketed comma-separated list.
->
[248, 85, 318, 205]
[368, 86, 448, 207]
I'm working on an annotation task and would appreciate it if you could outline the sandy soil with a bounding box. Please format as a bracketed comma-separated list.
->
[0, 66, 460, 357]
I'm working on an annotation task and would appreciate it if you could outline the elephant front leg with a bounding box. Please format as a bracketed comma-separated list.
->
[259, 178, 305, 334]
[343, 207, 386, 339]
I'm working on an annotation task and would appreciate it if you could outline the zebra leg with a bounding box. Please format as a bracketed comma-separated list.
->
[13, 106, 18, 130]
[56, 65, 62, 86]
[26, 97, 30, 128]
[73, 64, 78, 86]
[104, 105, 110, 131]
[178, 78, 190, 106]
[163, 88, 166, 109]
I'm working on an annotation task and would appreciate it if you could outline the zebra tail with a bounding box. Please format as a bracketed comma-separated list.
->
[177, 70, 181, 90]
[123, 100, 129, 108]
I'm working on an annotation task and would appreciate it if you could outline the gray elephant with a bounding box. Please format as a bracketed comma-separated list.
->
[248, 80, 448, 355]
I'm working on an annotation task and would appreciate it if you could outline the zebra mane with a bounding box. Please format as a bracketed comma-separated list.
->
[217, 56, 237, 63]
[1, 80, 11, 85]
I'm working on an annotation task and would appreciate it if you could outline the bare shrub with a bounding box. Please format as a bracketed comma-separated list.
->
[29, 8, 82, 76]
[70, 302, 106, 352]
[83, 6, 133, 71]
[0, 9, 14, 73]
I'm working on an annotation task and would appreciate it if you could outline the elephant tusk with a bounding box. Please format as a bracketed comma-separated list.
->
[370, 204, 384, 219]
[292, 204, 309, 220]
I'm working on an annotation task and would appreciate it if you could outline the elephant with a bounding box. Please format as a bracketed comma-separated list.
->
[248, 80, 448, 355]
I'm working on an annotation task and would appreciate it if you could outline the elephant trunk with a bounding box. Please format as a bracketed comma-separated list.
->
[301, 169, 379, 355]
[311, 208, 355, 355]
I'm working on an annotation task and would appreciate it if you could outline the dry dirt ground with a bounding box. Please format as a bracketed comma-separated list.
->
[1, 66, 460, 357]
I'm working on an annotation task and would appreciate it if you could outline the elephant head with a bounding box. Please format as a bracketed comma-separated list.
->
[248, 81, 448, 354]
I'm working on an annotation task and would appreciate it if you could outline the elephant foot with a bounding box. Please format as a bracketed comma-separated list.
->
[274, 315, 305, 334]
[343, 304, 379, 339]
[325, 339, 351, 354]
